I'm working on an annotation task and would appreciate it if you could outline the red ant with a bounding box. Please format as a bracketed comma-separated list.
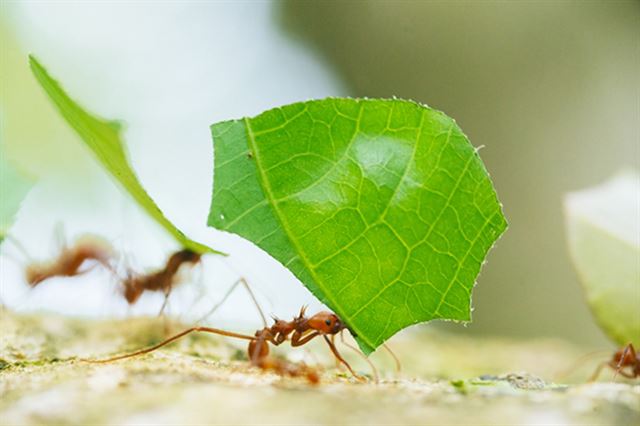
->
[590, 343, 639, 381]
[4, 234, 201, 317]
[196, 274, 401, 378]
[4, 234, 115, 287]
[121, 249, 202, 315]
[88, 306, 368, 384]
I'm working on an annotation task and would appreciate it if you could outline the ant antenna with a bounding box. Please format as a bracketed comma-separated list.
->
[322, 334, 365, 382]
[589, 362, 609, 382]
[85, 326, 256, 364]
[555, 349, 612, 382]
[339, 330, 379, 382]
[382, 343, 402, 372]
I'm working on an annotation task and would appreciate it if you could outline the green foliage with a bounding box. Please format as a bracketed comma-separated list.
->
[209, 98, 507, 353]
[0, 149, 34, 240]
[565, 171, 640, 345]
[28, 56, 221, 255]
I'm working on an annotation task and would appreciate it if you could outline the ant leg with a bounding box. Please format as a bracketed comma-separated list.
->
[613, 343, 635, 380]
[3, 234, 34, 262]
[1, 252, 27, 267]
[331, 335, 340, 368]
[76, 261, 103, 276]
[291, 331, 320, 347]
[250, 333, 267, 366]
[615, 369, 636, 379]
[85, 326, 256, 363]
[382, 343, 402, 372]
[77, 256, 118, 278]
[186, 261, 208, 315]
[623, 343, 636, 360]
[92, 254, 117, 275]
[554, 349, 616, 382]
[158, 287, 172, 317]
[196, 278, 244, 323]
[589, 361, 610, 382]
[53, 222, 67, 252]
[238, 278, 267, 327]
[197, 277, 267, 327]
[322, 335, 365, 382]
[339, 330, 379, 382]
[160, 292, 175, 335]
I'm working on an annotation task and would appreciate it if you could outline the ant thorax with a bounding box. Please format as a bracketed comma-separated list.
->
[293, 316, 309, 333]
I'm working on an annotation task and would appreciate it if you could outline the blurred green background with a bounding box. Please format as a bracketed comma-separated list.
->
[280, 1, 639, 346]
[1, 1, 638, 347]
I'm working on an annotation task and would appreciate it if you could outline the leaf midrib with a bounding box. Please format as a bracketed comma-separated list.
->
[243, 116, 372, 349]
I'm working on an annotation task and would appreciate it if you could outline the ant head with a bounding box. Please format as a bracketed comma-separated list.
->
[121, 275, 143, 304]
[176, 249, 201, 264]
[307, 311, 345, 335]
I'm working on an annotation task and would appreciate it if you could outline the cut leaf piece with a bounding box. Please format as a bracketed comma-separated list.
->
[565, 171, 640, 345]
[209, 98, 507, 353]
[29, 56, 221, 255]
[0, 149, 34, 241]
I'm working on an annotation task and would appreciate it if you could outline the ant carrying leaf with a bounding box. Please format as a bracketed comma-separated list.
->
[194, 270, 401, 381]
[87, 306, 364, 384]
[88, 266, 403, 384]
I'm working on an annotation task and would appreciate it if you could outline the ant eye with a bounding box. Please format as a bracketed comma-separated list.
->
[325, 319, 332, 326]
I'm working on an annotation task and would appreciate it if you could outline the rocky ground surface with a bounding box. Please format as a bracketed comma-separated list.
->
[1, 309, 638, 425]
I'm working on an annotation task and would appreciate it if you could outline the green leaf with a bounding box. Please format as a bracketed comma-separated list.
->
[0, 149, 34, 241]
[564, 171, 640, 346]
[208, 98, 507, 353]
[28, 55, 222, 255]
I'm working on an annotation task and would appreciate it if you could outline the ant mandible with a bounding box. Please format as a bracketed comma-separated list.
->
[88, 306, 365, 383]
[121, 249, 201, 315]
[590, 343, 639, 381]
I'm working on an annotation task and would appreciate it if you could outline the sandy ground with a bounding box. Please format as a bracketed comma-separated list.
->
[1, 310, 638, 425]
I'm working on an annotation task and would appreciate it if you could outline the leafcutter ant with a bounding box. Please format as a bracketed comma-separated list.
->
[4, 234, 115, 287]
[88, 306, 370, 384]
[195, 274, 401, 379]
[590, 343, 639, 381]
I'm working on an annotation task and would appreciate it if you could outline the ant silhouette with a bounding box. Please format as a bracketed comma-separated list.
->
[87, 305, 372, 384]
[121, 248, 202, 315]
[3, 233, 115, 287]
[590, 343, 639, 381]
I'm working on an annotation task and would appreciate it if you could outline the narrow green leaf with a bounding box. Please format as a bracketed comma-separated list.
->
[0, 149, 34, 241]
[28, 55, 222, 255]
[209, 98, 507, 353]
[564, 171, 640, 345]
